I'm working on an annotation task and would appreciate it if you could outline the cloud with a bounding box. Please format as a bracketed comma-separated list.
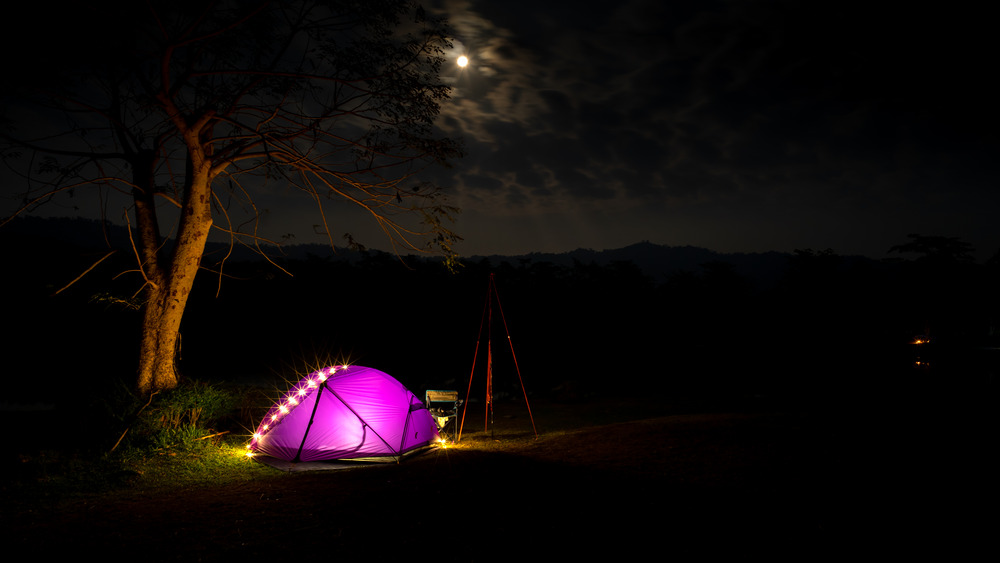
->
[426, 0, 1000, 257]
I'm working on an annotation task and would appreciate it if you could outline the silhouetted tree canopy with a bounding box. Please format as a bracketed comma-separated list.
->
[889, 234, 975, 264]
[2, 1, 463, 393]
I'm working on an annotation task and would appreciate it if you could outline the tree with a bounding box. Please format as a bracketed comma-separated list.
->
[1, 1, 462, 394]
[889, 234, 975, 265]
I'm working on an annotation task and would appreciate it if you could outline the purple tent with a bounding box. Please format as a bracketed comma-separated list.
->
[249, 365, 438, 462]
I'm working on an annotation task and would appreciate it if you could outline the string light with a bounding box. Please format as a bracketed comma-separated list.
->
[247, 364, 352, 455]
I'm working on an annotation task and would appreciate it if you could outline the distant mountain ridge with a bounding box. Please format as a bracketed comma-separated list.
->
[469, 242, 794, 284]
[3, 216, 875, 287]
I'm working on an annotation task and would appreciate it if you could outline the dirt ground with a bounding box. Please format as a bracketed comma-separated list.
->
[2, 395, 992, 560]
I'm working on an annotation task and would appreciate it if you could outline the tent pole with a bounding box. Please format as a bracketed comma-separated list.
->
[292, 380, 327, 463]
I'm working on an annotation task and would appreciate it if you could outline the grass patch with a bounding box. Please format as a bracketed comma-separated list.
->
[4, 378, 282, 503]
[115, 380, 245, 450]
[114, 434, 276, 490]
[108, 379, 278, 489]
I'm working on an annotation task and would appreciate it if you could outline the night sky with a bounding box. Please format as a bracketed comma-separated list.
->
[415, 0, 999, 260]
[5, 1, 998, 261]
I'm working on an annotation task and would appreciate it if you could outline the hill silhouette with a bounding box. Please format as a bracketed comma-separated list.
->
[2, 216, 997, 408]
[2, 215, 866, 288]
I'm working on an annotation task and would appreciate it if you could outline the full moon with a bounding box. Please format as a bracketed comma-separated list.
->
[457, 55, 468, 68]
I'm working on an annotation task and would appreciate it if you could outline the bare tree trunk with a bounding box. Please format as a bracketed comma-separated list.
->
[135, 148, 214, 395]
[136, 287, 176, 394]
[133, 150, 170, 394]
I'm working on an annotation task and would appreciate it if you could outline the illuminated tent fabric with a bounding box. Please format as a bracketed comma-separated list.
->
[249, 365, 438, 463]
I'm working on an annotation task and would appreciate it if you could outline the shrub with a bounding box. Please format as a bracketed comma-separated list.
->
[125, 380, 243, 452]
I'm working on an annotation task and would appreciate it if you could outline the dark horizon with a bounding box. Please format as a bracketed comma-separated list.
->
[4, 213, 996, 398]
[5, 213, 997, 268]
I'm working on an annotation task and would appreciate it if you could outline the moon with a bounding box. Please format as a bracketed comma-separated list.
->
[457, 55, 468, 68]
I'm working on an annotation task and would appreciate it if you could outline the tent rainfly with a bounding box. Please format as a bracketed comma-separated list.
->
[249, 365, 439, 463]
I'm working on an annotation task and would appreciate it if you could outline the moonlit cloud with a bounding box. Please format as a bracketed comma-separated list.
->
[424, 0, 1000, 258]
[4, 1, 996, 260]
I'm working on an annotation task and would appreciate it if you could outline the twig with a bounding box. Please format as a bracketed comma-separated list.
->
[51, 250, 117, 296]
[152, 430, 231, 452]
[110, 390, 159, 453]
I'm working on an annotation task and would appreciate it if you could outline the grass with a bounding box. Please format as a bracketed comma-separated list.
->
[113, 434, 277, 488]
[3, 378, 284, 502]
[105, 378, 277, 490]
[4, 380, 668, 502]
